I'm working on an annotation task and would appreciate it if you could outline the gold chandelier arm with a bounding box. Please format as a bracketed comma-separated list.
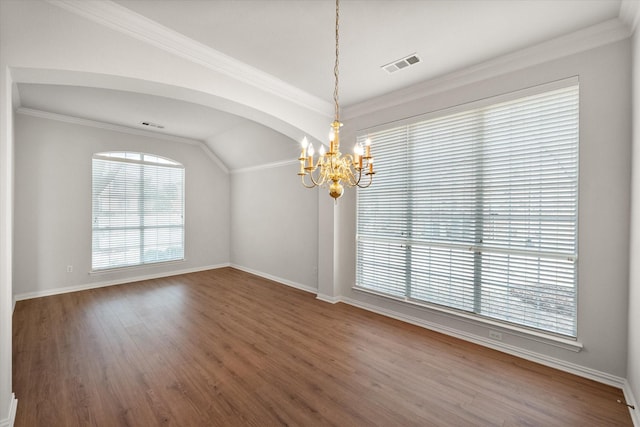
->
[307, 166, 325, 187]
[343, 164, 358, 186]
[344, 170, 361, 187]
[356, 172, 375, 188]
[300, 173, 318, 189]
[335, 154, 360, 187]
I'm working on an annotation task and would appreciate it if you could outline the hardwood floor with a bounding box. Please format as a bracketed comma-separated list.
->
[13, 267, 632, 426]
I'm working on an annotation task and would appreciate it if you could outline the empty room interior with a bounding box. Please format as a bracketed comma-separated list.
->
[1, 0, 640, 425]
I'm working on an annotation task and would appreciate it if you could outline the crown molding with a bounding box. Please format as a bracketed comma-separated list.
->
[619, 0, 640, 34]
[344, 18, 631, 120]
[16, 107, 229, 173]
[45, 0, 333, 117]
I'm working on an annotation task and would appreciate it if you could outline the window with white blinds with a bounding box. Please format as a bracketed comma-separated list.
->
[92, 152, 185, 271]
[356, 84, 579, 337]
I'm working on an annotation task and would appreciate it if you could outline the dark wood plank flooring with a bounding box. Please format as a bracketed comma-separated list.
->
[12, 267, 632, 426]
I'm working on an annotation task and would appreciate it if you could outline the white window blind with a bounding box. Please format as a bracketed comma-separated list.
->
[356, 84, 579, 337]
[92, 152, 185, 271]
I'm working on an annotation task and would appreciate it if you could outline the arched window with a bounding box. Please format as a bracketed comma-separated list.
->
[92, 152, 185, 271]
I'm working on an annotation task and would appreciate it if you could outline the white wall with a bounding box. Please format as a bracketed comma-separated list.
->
[230, 164, 319, 291]
[336, 39, 632, 380]
[627, 21, 640, 423]
[13, 113, 229, 297]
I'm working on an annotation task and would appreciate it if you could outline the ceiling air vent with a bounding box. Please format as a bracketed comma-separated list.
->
[382, 53, 421, 74]
[140, 121, 165, 129]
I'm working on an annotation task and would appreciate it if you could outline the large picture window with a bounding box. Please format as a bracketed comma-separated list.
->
[92, 152, 185, 271]
[356, 82, 579, 337]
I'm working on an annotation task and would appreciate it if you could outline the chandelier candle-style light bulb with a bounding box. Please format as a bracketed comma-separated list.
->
[307, 144, 315, 169]
[354, 144, 363, 169]
[297, 0, 375, 200]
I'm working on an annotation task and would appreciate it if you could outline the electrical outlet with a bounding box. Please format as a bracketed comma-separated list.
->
[489, 330, 502, 341]
[66, 265, 73, 273]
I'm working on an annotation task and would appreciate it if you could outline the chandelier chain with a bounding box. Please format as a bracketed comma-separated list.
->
[334, 0, 340, 122]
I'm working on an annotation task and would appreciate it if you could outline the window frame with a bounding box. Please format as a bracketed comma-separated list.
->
[91, 151, 186, 272]
[354, 77, 580, 341]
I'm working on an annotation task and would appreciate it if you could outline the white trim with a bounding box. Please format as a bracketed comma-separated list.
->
[229, 264, 317, 294]
[0, 394, 17, 427]
[231, 159, 298, 174]
[1, 70, 15, 427]
[93, 152, 183, 167]
[13, 264, 229, 301]
[620, 0, 640, 34]
[316, 294, 341, 304]
[344, 18, 630, 120]
[352, 286, 582, 352]
[340, 295, 625, 388]
[16, 107, 229, 173]
[623, 380, 640, 426]
[45, 0, 332, 117]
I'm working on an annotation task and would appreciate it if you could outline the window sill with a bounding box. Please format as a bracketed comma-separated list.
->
[90, 259, 186, 275]
[352, 286, 583, 353]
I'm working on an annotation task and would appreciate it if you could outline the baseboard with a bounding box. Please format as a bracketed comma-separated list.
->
[340, 296, 626, 389]
[623, 380, 639, 426]
[316, 293, 341, 304]
[13, 264, 230, 301]
[229, 264, 317, 294]
[0, 394, 17, 427]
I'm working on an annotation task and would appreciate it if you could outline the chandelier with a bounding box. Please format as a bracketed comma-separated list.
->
[298, 0, 374, 200]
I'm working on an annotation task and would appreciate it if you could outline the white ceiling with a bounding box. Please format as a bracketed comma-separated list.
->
[17, 0, 626, 170]
[112, 0, 623, 107]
